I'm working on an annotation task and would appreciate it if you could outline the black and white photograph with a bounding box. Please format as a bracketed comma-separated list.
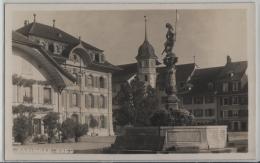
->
[4, 3, 256, 161]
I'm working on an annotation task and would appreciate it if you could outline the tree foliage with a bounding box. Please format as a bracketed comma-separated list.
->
[60, 118, 88, 142]
[13, 115, 34, 144]
[114, 77, 160, 127]
[150, 109, 171, 126]
[43, 112, 60, 142]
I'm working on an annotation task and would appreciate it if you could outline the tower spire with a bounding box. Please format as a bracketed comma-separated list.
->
[144, 16, 147, 41]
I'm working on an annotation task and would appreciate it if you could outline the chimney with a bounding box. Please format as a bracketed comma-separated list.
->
[24, 20, 28, 26]
[227, 55, 231, 64]
[53, 19, 55, 28]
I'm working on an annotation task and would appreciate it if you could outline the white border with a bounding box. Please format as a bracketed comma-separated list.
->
[3, 2, 258, 162]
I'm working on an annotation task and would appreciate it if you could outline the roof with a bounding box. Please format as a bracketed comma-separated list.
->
[185, 66, 224, 95]
[12, 31, 76, 91]
[16, 22, 121, 73]
[183, 61, 248, 95]
[113, 63, 137, 83]
[217, 61, 248, 80]
[16, 22, 102, 52]
[113, 62, 196, 85]
[136, 39, 158, 60]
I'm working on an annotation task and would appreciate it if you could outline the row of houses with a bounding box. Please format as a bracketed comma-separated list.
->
[112, 18, 248, 132]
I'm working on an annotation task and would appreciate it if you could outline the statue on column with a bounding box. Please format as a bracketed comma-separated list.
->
[162, 23, 178, 95]
[162, 23, 176, 55]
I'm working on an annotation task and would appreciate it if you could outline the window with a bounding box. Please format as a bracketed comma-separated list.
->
[232, 82, 240, 91]
[85, 94, 90, 108]
[90, 94, 94, 108]
[233, 110, 239, 117]
[205, 109, 215, 117]
[43, 88, 52, 104]
[222, 82, 229, 92]
[145, 75, 148, 82]
[223, 111, 228, 118]
[205, 96, 214, 103]
[48, 43, 54, 53]
[228, 110, 233, 117]
[232, 96, 239, 105]
[100, 115, 107, 128]
[86, 75, 94, 87]
[183, 96, 192, 104]
[223, 97, 229, 105]
[23, 86, 32, 103]
[193, 109, 203, 117]
[99, 77, 105, 88]
[150, 60, 155, 67]
[99, 95, 105, 108]
[95, 53, 99, 62]
[194, 96, 203, 104]
[208, 82, 214, 91]
[61, 92, 66, 107]
[72, 93, 80, 107]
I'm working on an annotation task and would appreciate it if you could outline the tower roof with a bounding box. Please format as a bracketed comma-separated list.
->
[136, 16, 158, 60]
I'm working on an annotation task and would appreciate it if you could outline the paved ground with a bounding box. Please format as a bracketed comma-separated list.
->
[13, 132, 248, 154]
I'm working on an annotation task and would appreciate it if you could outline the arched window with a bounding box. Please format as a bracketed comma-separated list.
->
[85, 94, 90, 108]
[99, 77, 105, 88]
[86, 75, 94, 87]
[99, 95, 105, 108]
[90, 94, 94, 108]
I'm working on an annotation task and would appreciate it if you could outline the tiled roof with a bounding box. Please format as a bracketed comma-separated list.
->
[16, 22, 121, 73]
[16, 22, 102, 52]
[136, 40, 158, 60]
[113, 63, 137, 83]
[184, 61, 248, 95]
[113, 62, 196, 85]
[12, 31, 77, 89]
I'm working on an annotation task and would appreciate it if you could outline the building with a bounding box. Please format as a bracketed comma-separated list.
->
[13, 15, 121, 136]
[112, 18, 248, 131]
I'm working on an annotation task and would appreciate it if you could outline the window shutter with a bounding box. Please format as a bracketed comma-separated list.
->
[104, 96, 107, 108]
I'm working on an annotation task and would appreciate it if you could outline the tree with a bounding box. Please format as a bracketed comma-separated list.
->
[89, 115, 99, 134]
[74, 123, 88, 142]
[43, 112, 60, 143]
[60, 118, 88, 142]
[114, 77, 160, 127]
[13, 115, 33, 144]
[60, 118, 76, 141]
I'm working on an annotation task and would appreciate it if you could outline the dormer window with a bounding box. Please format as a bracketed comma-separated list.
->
[48, 43, 54, 53]
[94, 53, 99, 62]
[228, 71, 234, 77]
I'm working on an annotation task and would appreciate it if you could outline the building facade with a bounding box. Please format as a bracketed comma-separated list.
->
[13, 16, 120, 137]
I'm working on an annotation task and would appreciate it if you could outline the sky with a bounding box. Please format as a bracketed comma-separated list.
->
[12, 9, 247, 68]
